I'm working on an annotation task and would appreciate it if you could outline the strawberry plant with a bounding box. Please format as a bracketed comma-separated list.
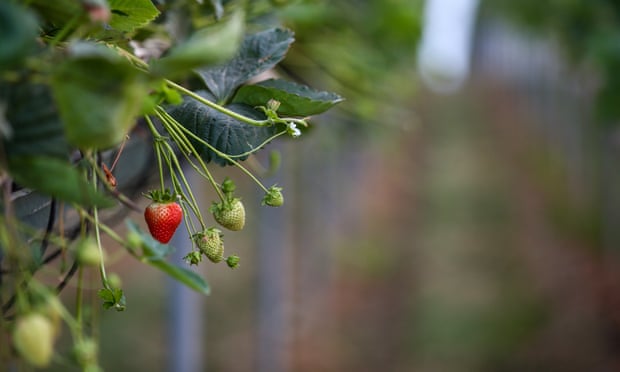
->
[0, 0, 342, 368]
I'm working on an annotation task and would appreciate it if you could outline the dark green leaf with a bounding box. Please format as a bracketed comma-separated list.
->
[98, 288, 126, 311]
[195, 28, 295, 102]
[51, 42, 149, 150]
[8, 156, 115, 208]
[0, 2, 38, 69]
[148, 259, 210, 295]
[125, 219, 174, 259]
[151, 12, 244, 78]
[233, 79, 344, 116]
[1, 82, 69, 160]
[124, 220, 210, 295]
[108, 0, 160, 33]
[28, 0, 81, 30]
[167, 91, 280, 166]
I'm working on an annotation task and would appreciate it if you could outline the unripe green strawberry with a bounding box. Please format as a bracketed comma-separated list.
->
[144, 190, 183, 244]
[75, 237, 104, 266]
[262, 186, 284, 207]
[183, 251, 203, 265]
[193, 228, 224, 263]
[126, 229, 143, 251]
[211, 198, 245, 231]
[226, 255, 240, 269]
[73, 338, 98, 367]
[38, 296, 63, 339]
[106, 272, 122, 290]
[221, 178, 236, 196]
[13, 313, 55, 367]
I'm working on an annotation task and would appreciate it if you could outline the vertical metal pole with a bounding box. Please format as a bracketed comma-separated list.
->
[168, 170, 205, 372]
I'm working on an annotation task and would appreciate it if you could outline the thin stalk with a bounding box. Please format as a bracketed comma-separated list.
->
[165, 80, 272, 127]
[172, 119, 271, 192]
[75, 208, 125, 247]
[75, 266, 84, 326]
[144, 116, 167, 191]
[48, 13, 81, 48]
[155, 108, 225, 201]
[160, 144, 206, 229]
[92, 166, 110, 290]
[88, 157, 141, 212]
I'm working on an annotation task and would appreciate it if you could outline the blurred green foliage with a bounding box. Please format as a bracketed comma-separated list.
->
[276, 0, 423, 130]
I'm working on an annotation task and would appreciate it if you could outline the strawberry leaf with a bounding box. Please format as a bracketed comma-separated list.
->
[233, 79, 344, 117]
[97, 288, 126, 311]
[0, 2, 38, 70]
[8, 156, 115, 208]
[125, 220, 210, 295]
[195, 28, 295, 103]
[1, 82, 69, 160]
[150, 12, 244, 78]
[107, 0, 160, 33]
[51, 42, 149, 150]
[167, 91, 281, 166]
[147, 259, 211, 295]
[125, 220, 173, 259]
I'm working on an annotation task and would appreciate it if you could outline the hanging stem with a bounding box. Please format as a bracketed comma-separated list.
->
[165, 80, 272, 127]
[144, 116, 167, 191]
[155, 108, 225, 202]
[170, 118, 271, 192]
[90, 157, 110, 290]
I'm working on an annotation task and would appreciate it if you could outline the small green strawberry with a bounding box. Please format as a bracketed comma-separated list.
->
[106, 272, 122, 290]
[221, 178, 236, 196]
[13, 313, 55, 367]
[73, 337, 98, 367]
[75, 237, 103, 266]
[226, 255, 240, 269]
[193, 228, 224, 263]
[144, 189, 183, 244]
[262, 185, 284, 207]
[183, 251, 203, 265]
[211, 198, 245, 231]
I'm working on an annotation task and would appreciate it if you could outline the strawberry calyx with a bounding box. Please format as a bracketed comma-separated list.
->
[183, 251, 203, 265]
[144, 188, 178, 204]
[226, 255, 240, 269]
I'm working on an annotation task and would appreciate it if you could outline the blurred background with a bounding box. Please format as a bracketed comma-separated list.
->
[53, 0, 620, 371]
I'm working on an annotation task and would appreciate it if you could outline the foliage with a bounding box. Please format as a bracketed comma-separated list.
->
[274, 0, 423, 132]
[0, 0, 341, 368]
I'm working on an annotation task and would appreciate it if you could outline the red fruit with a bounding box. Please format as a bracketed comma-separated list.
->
[144, 190, 183, 244]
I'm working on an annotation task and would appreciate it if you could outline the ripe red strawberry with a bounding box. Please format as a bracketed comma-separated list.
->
[210, 198, 245, 231]
[144, 190, 183, 244]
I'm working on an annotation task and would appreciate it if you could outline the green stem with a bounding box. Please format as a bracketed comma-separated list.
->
[76, 266, 84, 326]
[91, 163, 110, 290]
[171, 117, 271, 192]
[160, 143, 206, 229]
[144, 116, 167, 191]
[165, 80, 272, 127]
[155, 108, 226, 202]
[227, 130, 288, 158]
[48, 13, 82, 48]
[75, 208, 125, 247]
[87, 157, 141, 212]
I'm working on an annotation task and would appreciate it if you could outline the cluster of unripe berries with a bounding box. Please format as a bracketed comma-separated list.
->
[143, 179, 283, 268]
